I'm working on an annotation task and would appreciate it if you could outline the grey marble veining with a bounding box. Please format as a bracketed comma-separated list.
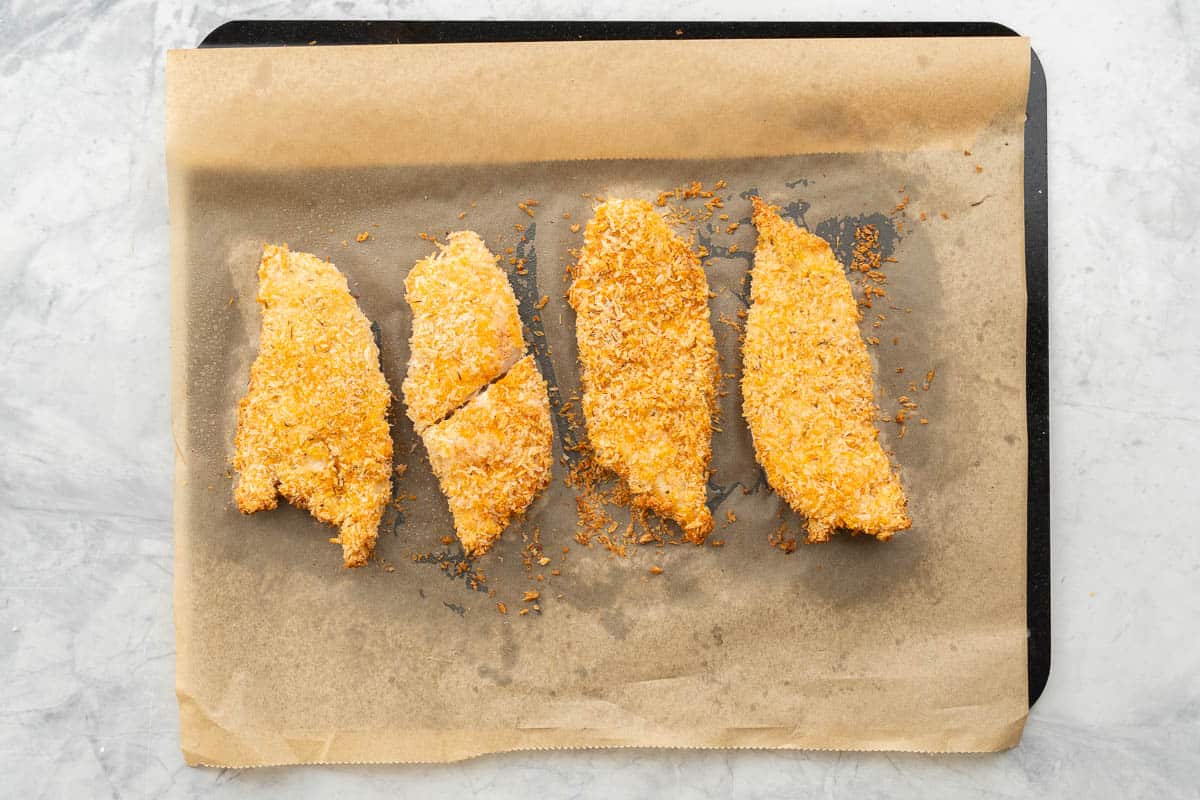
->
[1, 0, 1198, 797]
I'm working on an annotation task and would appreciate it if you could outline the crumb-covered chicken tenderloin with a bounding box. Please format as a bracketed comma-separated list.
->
[742, 198, 910, 543]
[422, 356, 553, 556]
[402, 231, 525, 434]
[403, 232, 552, 555]
[234, 244, 393, 567]
[569, 199, 718, 542]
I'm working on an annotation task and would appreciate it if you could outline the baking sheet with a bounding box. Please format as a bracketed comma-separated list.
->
[168, 37, 1031, 765]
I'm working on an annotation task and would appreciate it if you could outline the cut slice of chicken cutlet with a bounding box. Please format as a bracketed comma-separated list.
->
[568, 199, 717, 542]
[403, 232, 553, 555]
[402, 230, 525, 434]
[421, 356, 553, 556]
[743, 198, 910, 543]
[234, 244, 393, 567]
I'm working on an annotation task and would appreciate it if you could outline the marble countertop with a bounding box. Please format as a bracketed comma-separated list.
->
[2, 1, 1197, 797]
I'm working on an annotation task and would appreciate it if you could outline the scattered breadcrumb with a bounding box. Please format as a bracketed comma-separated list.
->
[768, 522, 797, 554]
[497, 602, 507, 615]
[649, 565, 664, 575]
[718, 312, 741, 331]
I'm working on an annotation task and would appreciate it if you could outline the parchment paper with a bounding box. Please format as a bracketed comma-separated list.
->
[167, 37, 1031, 766]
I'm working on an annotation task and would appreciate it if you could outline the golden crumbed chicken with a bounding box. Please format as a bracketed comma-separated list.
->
[569, 199, 718, 542]
[404, 232, 553, 554]
[234, 244, 393, 567]
[743, 198, 910, 543]
[421, 356, 553, 556]
[402, 231, 525, 434]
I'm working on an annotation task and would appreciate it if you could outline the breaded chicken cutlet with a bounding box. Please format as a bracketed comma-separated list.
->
[403, 231, 552, 556]
[569, 199, 718, 542]
[234, 244, 393, 567]
[402, 230, 525, 434]
[742, 198, 910, 543]
[422, 356, 553, 556]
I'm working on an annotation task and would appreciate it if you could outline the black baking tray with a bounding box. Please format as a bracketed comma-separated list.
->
[199, 20, 1051, 708]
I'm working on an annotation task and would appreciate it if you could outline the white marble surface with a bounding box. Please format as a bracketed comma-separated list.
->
[1, 0, 1198, 796]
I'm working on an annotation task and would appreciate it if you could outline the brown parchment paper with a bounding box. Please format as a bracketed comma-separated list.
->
[167, 37, 1031, 766]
